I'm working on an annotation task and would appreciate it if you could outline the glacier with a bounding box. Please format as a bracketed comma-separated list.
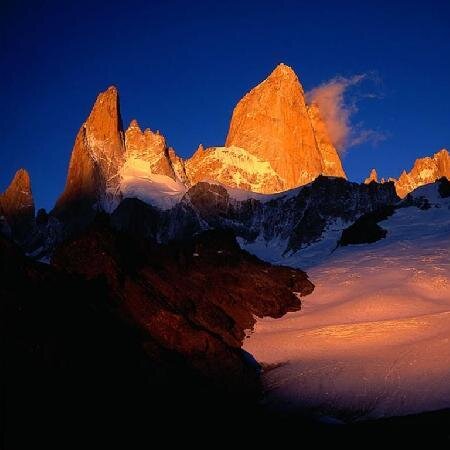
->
[243, 183, 450, 420]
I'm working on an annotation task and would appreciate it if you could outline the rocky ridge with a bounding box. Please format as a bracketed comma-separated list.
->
[365, 149, 450, 197]
[111, 176, 399, 256]
[54, 63, 347, 217]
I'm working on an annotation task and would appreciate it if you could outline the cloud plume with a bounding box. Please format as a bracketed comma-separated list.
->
[306, 74, 385, 154]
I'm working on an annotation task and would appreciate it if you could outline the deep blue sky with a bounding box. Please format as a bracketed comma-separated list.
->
[1, 0, 450, 210]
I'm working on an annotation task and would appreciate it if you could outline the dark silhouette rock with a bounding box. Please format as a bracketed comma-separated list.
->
[51, 226, 313, 383]
[339, 206, 395, 246]
[438, 176, 450, 198]
[2, 225, 313, 446]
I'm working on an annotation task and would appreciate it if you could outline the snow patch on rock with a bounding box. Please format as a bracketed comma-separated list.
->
[119, 157, 187, 210]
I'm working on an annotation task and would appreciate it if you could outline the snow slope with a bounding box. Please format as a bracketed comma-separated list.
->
[185, 146, 286, 193]
[119, 157, 187, 210]
[243, 183, 450, 420]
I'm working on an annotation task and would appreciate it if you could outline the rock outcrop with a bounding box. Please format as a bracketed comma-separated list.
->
[111, 176, 400, 256]
[364, 168, 378, 184]
[215, 63, 346, 192]
[394, 149, 450, 198]
[124, 119, 178, 180]
[2, 220, 314, 444]
[54, 86, 125, 217]
[339, 206, 395, 246]
[54, 87, 189, 219]
[52, 227, 313, 369]
[0, 169, 35, 241]
[368, 149, 450, 198]
[185, 145, 285, 193]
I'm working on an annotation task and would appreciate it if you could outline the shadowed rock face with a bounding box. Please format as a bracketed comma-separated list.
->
[52, 227, 313, 375]
[438, 176, 450, 198]
[2, 224, 313, 444]
[339, 206, 395, 246]
[0, 169, 35, 242]
[109, 177, 400, 256]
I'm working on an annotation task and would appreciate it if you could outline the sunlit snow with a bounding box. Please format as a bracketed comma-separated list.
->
[243, 183, 450, 420]
[119, 157, 187, 210]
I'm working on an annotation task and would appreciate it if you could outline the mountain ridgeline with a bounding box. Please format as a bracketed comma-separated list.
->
[53, 63, 347, 218]
[364, 149, 450, 197]
[1, 63, 448, 255]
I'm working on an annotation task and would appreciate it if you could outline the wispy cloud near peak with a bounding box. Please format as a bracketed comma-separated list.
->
[306, 74, 386, 155]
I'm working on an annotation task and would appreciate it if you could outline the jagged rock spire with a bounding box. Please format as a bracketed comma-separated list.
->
[54, 86, 125, 216]
[394, 148, 450, 197]
[0, 168, 35, 240]
[364, 168, 378, 184]
[222, 63, 346, 192]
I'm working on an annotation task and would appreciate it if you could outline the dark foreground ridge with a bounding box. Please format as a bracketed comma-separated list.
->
[4, 222, 449, 446]
[3, 175, 450, 445]
[2, 223, 315, 446]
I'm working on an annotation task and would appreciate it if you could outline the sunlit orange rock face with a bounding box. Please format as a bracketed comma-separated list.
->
[54, 86, 125, 213]
[0, 169, 35, 240]
[364, 168, 378, 184]
[365, 149, 450, 197]
[185, 144, 285, 192]
[55, 65, 349, 215]
[55, 87, 191, 217]
[124, 119, 177, 180]
[394, 149, 450, 198]
[214, 63, 346, 192]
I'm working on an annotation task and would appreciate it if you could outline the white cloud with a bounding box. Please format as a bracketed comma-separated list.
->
[306, 74, 385, 154]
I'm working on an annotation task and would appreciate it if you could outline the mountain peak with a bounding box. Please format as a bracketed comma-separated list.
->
[9, 168, 31, 190]
[270, 62, 297, 78]
[262, 62, 302, 92]
[0, 168, 35, 241]
[394, 148, 450, 197]
[364, 168, 378, 184]
[87, 86, 122, 131]
[3, 168, 32, 197]
[54, 86, 125, 216]
[128, 119, 141, 131]
[224, 64, 345, 192]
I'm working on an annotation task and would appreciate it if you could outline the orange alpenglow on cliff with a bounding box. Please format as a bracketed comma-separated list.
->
[394, 149, 450, 198]
[54, 86, 125, 215]
[364, 149, 450, 198]
[186, 63, 346, 193]
[55, 64, 348, 215]
[364, 168, 378, 184]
